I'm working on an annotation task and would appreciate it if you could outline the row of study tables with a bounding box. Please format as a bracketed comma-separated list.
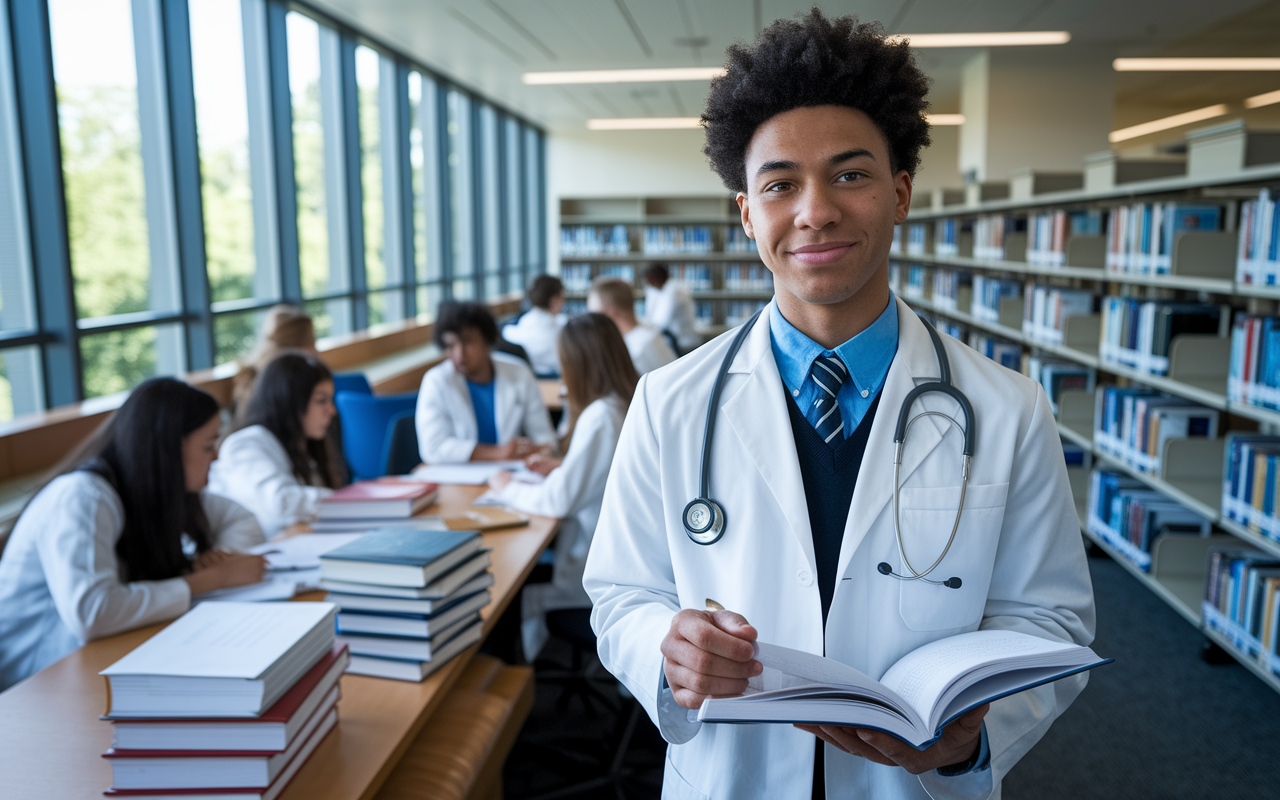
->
[0, 483, 562, 799]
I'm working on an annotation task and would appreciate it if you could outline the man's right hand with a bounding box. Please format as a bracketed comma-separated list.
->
[660, 609, 762, 710]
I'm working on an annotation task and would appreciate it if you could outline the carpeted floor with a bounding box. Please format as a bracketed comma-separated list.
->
[504, 551, 1280, 799]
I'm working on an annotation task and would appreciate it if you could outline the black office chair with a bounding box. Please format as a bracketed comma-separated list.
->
[382, 411, 420, 476]
[524, 608, 644, 800]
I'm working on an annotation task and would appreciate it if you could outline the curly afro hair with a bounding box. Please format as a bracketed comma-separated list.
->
[702, 9, 932, 194]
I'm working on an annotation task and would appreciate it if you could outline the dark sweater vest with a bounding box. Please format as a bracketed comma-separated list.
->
[785, 389, 882, 627]
[789, 389, 881, 800]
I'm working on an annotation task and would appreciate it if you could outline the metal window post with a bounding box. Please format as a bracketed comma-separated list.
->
[470, 95, 483, 300]
[9, 0, 80, 405]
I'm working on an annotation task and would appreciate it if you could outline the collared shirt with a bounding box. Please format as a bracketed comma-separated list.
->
[769, 294, 899, 436]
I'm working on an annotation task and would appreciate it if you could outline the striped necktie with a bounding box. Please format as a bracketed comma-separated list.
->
[807, 354, 848, 446]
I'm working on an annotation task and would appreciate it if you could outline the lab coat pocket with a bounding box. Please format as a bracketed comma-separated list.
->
[663, 751, 711, 800]
[895, 482, 1008, 632]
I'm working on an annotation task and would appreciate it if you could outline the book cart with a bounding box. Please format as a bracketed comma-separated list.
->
[890, 120, 1280, 694]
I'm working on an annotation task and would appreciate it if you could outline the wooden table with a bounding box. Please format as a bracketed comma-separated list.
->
[538, 378, 565, 412]
[0, 485, 559, 800]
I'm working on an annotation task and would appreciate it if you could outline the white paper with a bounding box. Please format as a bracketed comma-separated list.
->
[101, 602, 337, 679]
[410, 461, 525, 485]
[252, 533, 368, 570]
[309, 515, 446, 533]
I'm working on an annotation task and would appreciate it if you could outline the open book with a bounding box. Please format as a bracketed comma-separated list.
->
[696, 629, 1109, 749]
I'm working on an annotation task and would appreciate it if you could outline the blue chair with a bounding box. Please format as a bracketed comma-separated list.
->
[332, 372, 373, 395]
[382, 410, 421, 476]
[334, 390, 417, 481]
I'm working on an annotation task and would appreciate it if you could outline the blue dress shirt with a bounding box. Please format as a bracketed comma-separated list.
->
[769, 294, 899, 436]
[466, 378, 499, 445]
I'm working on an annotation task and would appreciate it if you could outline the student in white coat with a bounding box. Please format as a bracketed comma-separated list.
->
[502, 275, 566, 377]
[587, 276, 677, 376]
[488, 313, 638, 657]
[583, 12, 1095, 800]
[209, 352, 345, 537]
[416, 301, 556, 464]
[0, 379, 267, 690]
[643, 263, 700, 354]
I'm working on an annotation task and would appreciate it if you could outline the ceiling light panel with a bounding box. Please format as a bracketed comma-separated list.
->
[1108, 104, 1230, 143]
[587, 117, 702, 130]
[1114, 58, 1280, 71]
[524, 67, 726, 84]
[889, 31, 1071, 47]
[1246, 89, 1280, 109]
[927, 114, 965, 125]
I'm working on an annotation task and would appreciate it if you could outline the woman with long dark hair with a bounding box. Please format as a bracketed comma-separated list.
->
[209, 351, 345, 537]
[0, 378, 267, 690]
[487, 313, 639, 657]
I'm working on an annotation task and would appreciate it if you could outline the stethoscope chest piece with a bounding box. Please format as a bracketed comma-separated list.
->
[683, 498, 725, 545]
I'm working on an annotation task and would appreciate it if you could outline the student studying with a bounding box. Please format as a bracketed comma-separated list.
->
[588, 277, 677, 376]
[415, 301, 556, 464]
[0, 378, 267, 691]
[502, 274, 567, 378]
[209, 352, 347, 538]
[487, 313, 638, 658]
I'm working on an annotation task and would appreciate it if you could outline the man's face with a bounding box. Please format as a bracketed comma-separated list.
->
[736, 105, 911, 308]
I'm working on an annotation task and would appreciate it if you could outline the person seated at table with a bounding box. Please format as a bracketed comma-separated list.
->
[0, 378, 267, 691]
[587, 276, 676, 375]
[232, 305, 318, 414]
[208, 352, 346, 538]
[502, 274, 566, 378]
[487, 313, 639, 657]
[416, 301, 556, 464]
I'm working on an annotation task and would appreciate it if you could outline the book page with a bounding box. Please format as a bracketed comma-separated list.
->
[411, 462, 524, 485]
[101, 602, 336, 679]
[749, 642, 879, 692]
[252, 533, 368, 570]
[879, 630, 1078, 725]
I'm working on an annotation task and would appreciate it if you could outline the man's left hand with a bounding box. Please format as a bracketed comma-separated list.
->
[795, 703, 989, 775]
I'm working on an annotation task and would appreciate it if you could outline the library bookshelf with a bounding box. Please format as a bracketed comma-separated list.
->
[893, 120, 1280, 693]
[558, 196, 773, 337]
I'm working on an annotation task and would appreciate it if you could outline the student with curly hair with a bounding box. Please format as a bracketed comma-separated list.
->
[584, 10, 1095, 799]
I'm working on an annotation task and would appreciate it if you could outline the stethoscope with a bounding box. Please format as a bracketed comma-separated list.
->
[681, 308, 975, 589]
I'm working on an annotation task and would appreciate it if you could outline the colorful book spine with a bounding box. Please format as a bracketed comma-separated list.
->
[1092, 387, 1219, 476]
[1022, 283, 1093, 345]
[1203, 546, 1280, 671]
[1106, 203, 1221, 274]
[1086, 469, 1209, 571]
[970, 275, 1021, 324]
[642, 225, 712, 254]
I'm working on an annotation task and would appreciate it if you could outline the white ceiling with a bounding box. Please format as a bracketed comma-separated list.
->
[307, 0, 1277, 130]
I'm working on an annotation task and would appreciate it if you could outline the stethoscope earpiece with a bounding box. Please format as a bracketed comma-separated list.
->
[878, 561, 962, 589]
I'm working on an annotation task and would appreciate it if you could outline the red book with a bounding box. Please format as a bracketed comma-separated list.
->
[108, 647, 348, 753]
[104, 694, 337, 792]
[318, 480, 438, 519]
[101, 703, 336, 799]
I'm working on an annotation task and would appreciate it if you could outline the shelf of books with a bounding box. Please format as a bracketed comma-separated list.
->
[891, 120, 1280, 693]
[558, 196, 772, 335]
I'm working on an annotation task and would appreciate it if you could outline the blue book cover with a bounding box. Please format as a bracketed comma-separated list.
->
[1267, 456, 1278, 519]
[321, 528, 480, 566]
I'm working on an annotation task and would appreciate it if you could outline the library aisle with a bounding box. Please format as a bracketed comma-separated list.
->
[1005, 553, 1280, 799]
[502, 551, 1280, 799]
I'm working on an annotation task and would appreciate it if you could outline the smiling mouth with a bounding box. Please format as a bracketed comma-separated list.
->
[789, 242, 855, 265]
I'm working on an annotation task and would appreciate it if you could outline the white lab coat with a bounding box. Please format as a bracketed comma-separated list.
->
[583, 298, 1095, 800]
[0, 471, 265, 690]
[644, 281, 700, 352]
[502, 307, 565, 377]
[415, 352, 556, 464]
[493, 394, 627, 656]
[207, 425, 334, 538]
[625, 323, 677, 376]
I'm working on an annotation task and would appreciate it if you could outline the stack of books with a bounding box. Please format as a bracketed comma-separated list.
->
[1237, 188, 1279, 286]
[320, 528, 492, 682]
[1092, 387, 1219, 476]
[1022, 284, 1094, 345]
[1086, 469, 1209, 571]
[99, 602, 343, 800]
[1203, 546, 1280, 674]
[970, 275, 1021, 324]
[1105, 202, 1221, 275]
[1222, 433, 1280, 543]
[1099, 298, 1227, 376]
[313, 480, 438, 531]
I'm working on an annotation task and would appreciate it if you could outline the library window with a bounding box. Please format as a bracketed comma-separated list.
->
[189, 0, 267, 366]
[503, 116, 524, 294]
[524, 126, 544, 276]
[479, 103, 501, 298]
[446, 88, 474, 300]
[356, 44, 388, 324]
[409, 70, 443, 319]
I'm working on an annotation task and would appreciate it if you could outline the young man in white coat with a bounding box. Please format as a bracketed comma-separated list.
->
[582, 11, 1095, 800]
